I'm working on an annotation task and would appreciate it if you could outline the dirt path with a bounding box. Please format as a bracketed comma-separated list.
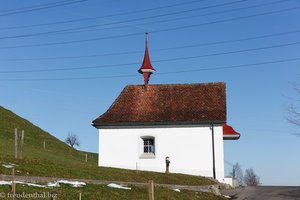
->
[0, 174, 215, 193]
[221, 186, 300, 200]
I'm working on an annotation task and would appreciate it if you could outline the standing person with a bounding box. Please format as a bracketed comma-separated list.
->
[165, 156, 170, 173]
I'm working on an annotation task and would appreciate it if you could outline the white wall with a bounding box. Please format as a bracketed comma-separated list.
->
[98, 125, 224, 182]
[222, 177, 233, 186]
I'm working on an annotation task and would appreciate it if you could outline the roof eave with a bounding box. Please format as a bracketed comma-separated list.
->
[92, 120, 226, 129]
[223, 134, 240, 140]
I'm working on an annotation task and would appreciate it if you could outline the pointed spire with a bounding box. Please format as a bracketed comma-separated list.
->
[138, 32, 155, 90]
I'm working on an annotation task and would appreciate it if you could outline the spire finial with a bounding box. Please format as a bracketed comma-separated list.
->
[138, 32, 155, 90]
[146, 32, 148, 44]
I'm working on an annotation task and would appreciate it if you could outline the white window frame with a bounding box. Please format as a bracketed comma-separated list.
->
[140, 136, 155, 159]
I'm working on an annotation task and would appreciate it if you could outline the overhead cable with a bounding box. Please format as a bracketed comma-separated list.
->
[0, 40, 299, 73]
[0, 0, 87, 17]
[0, 57, 299, 81]
[0, 6, 298, 49]
[0, 0, 205, 30]
[0, 0, 248, 40]
[0, 29, 299, 61]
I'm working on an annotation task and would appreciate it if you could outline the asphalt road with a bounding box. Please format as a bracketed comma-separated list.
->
[221, 186, 300, 200]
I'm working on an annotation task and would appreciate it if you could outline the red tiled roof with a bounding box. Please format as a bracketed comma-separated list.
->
[93, 82, 226, 126]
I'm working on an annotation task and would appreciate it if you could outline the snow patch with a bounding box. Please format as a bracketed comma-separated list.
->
[0, 181, 46, 188]
[2, 164, 14, 169]
[0, 181, 11, 185]
[2, 163, 17, 169]
[172, 188, 181, 192]
[0, 179, 86, 188]
[48, 180, 86, 188]
[107, 183, 131, 190]
[19, 182, 47, 188]
[223, 195, 231, 199]
[47, 182, 59, 187]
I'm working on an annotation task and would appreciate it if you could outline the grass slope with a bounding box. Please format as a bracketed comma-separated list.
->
[0, 106, 224, 200]
[0, 106, 97, 164]
[0, 184, 226, 200]
[0, 106, 215, 186]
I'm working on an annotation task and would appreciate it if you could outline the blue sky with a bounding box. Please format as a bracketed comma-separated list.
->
[0, 0, 300, 186]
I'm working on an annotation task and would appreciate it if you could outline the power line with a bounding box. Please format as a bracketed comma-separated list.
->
[157, 57, 300, 74]
[0, 29, 299, 62]
[0, 57, 298, 81]
[0, 5, 298, 50]
[0, 0, 79, 13]
[0, 0, 204, 30]
[0, 0, 248, 40]
[137, 0, 289, 26]
[14, 0, 288, 38]
[0, 32, 142, 50]
[0, 61, 139, 73]
[225, 160, 235, 167]
[155, 41, 300, 63]
[46, 0, 290, 36]
[0, 0, 87, 17]
[1, 40, 300, 74]
[151, 6, 300, 34]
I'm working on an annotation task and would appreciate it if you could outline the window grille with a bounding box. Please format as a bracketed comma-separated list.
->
[143, 138, 154, 154]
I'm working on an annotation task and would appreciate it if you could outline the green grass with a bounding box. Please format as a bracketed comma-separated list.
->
[0, 106, 98, 164]
[0, 106, 215, 186]
[0, 155, 214, 186]
[0, 106, 222, 199]
[0, 184, 226, 200]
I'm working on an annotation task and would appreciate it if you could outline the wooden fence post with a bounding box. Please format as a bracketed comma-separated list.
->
[148, 180, 154, 200]
[136, 162, 138, 172]
[12, 168, 16, 200]
[85, 153, 88, 163]
[14, 128, 18, 159]
[50, 192, 57, 200]
[79, 192, 82, 200]
[20, 130, 24, 159]
[43, 139, 46, 150]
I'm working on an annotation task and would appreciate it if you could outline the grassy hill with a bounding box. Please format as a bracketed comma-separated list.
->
[0, 106, 224, 199]
[0, 106, 96, 164]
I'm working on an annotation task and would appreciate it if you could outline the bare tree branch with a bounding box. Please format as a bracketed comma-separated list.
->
[230, 163, 244, 186]
[65, 132, 80, 148]
[244, 168, 260, 186]
[286, 80, 300, 136]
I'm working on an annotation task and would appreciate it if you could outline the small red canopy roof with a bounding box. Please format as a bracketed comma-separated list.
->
[223, 123, 240, 140]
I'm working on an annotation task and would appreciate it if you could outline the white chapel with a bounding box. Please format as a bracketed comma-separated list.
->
[92, 33, 240, 183]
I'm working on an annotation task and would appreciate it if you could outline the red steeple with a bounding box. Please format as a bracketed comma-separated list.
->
[138, 32, 155, 90]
